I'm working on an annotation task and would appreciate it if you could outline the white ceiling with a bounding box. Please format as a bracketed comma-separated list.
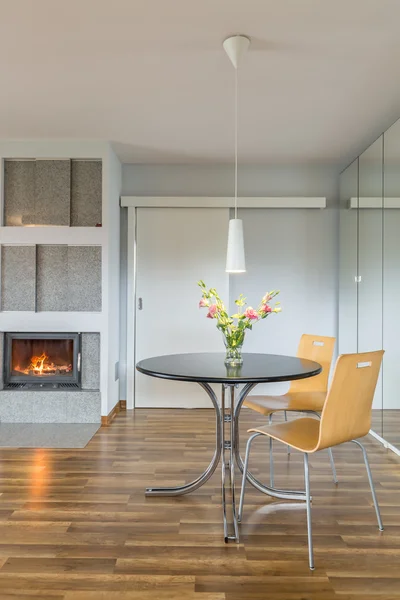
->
[2, 0, 400, 166]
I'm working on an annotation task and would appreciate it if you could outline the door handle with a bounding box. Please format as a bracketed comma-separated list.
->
[138, 298, 143, 310]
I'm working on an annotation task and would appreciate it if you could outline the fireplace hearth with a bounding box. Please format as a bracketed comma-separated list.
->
[3, 333, 81, 390]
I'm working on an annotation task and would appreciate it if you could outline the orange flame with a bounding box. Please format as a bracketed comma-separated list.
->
[28, 353, 49, 375]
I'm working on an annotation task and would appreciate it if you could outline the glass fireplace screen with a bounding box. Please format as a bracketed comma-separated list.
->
[11, 338, 73, 378]
[4, 333, 81, 387]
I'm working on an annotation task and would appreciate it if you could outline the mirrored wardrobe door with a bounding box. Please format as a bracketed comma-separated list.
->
[383, 119, 400, 450]
[339, 159, 358, 356]
[358, 136, 384, 437]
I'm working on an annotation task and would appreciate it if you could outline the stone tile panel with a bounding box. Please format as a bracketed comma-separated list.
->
[71, 161, 102, 227]
[1, 245, 36, 311]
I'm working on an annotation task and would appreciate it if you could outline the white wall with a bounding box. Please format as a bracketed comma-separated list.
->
[119, 207, 128, 401]
[120, 163, 339, 400]
[105, 147, 122, 414]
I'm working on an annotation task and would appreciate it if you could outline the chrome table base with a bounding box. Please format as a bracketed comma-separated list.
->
[145, 382, 308, 541]
[145, 382, 221, 496]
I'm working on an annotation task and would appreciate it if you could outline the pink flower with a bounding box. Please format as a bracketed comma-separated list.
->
[261, 304, 272, 313]
[262, 293, 272, 303]
[206, 304, 218, 319]
[199, 298, 209, 308]
[244, 307, 259, 320]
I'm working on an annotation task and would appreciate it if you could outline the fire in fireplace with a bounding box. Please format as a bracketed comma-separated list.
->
[4, 333, 81, 389]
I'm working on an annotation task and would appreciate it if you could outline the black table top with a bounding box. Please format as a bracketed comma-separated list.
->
[136, 353, 322, 384]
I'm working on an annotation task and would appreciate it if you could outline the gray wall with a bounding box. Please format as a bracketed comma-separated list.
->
[119, 164, 339, 401]
[122, 164, 339, 207]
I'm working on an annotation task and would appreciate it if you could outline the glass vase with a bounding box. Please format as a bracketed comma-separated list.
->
[222, 331, 245, 366]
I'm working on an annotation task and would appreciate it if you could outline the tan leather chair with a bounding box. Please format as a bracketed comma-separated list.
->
[244, 334, 337, 485]
[239, 350, 384, 570]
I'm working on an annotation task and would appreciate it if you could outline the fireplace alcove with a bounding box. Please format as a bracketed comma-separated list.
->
[4, 333, 81, 390]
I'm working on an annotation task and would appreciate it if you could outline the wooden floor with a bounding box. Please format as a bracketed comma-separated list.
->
[371, 410, 400, 450]
[0, 408, 399, 599]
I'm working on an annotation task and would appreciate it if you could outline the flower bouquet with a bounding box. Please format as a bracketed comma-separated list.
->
[198, 280, 281, 366]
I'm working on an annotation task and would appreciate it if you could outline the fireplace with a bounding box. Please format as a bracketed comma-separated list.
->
[3, 333, 81, 389]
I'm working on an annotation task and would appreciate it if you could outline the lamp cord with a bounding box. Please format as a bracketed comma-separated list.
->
[234, 66, 238, 219]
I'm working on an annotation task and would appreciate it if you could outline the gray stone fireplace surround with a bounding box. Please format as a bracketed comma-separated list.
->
[0, 332, 100, 423]
[0, 141, 122, 424]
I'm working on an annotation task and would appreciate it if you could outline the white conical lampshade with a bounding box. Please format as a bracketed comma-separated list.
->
[223, 35, 250, 69]
[226, 218, 246, 273]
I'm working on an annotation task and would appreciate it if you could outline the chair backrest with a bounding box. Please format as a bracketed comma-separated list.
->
[289, 334, 336, 393]
[316, 350, 384, 451]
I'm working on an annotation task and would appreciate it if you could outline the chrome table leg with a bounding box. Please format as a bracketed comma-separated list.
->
[221, 384, 240, 542]
[145, 379, 307, 541]
[221, 384, 228, 541]
[145, 382, 222, 496]
[229, 385, 239, 542]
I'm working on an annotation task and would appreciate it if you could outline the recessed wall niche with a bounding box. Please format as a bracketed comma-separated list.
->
[1, 245, 102, 312]
[4, 159, 102, 227]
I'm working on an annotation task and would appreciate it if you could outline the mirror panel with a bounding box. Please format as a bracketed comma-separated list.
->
[383, 119, 400, 449]
[339, 159, 358, 356]
[358, 136, 383, 437]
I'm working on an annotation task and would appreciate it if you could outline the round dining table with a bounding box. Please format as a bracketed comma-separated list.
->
[136, 352, 322, 542]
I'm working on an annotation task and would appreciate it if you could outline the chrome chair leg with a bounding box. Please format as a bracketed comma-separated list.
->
[328, 448, 338, 484]
[303, 453, 314, 570]
[284, 410, 290, 455]
[351, 440, 384, 531]
[268, 414, 274, 487]
[234, 388, 308, 501]
[238, 432, 261, 523]
[269, 437, 274, 487]
[310, 410, 338, 484]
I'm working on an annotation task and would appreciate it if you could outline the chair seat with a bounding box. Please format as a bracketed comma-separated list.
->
[244, 391, 327, 416]
[248, 417, 320, 453]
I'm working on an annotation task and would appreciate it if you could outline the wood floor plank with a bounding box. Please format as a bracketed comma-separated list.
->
[0, 408, 398, 598]
[63, 591, 225, 600]
[0, 593, 65, 600]
[0, 557, 116, 574]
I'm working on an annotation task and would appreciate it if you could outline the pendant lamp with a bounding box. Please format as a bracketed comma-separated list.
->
[223, 35, 250, 274]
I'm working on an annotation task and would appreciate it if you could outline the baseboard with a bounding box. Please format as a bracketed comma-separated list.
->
[369, 428, 400, 457]
[101, 400, 126, 426]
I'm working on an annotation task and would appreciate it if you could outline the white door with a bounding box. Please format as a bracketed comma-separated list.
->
[135, 207, 229, 408]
